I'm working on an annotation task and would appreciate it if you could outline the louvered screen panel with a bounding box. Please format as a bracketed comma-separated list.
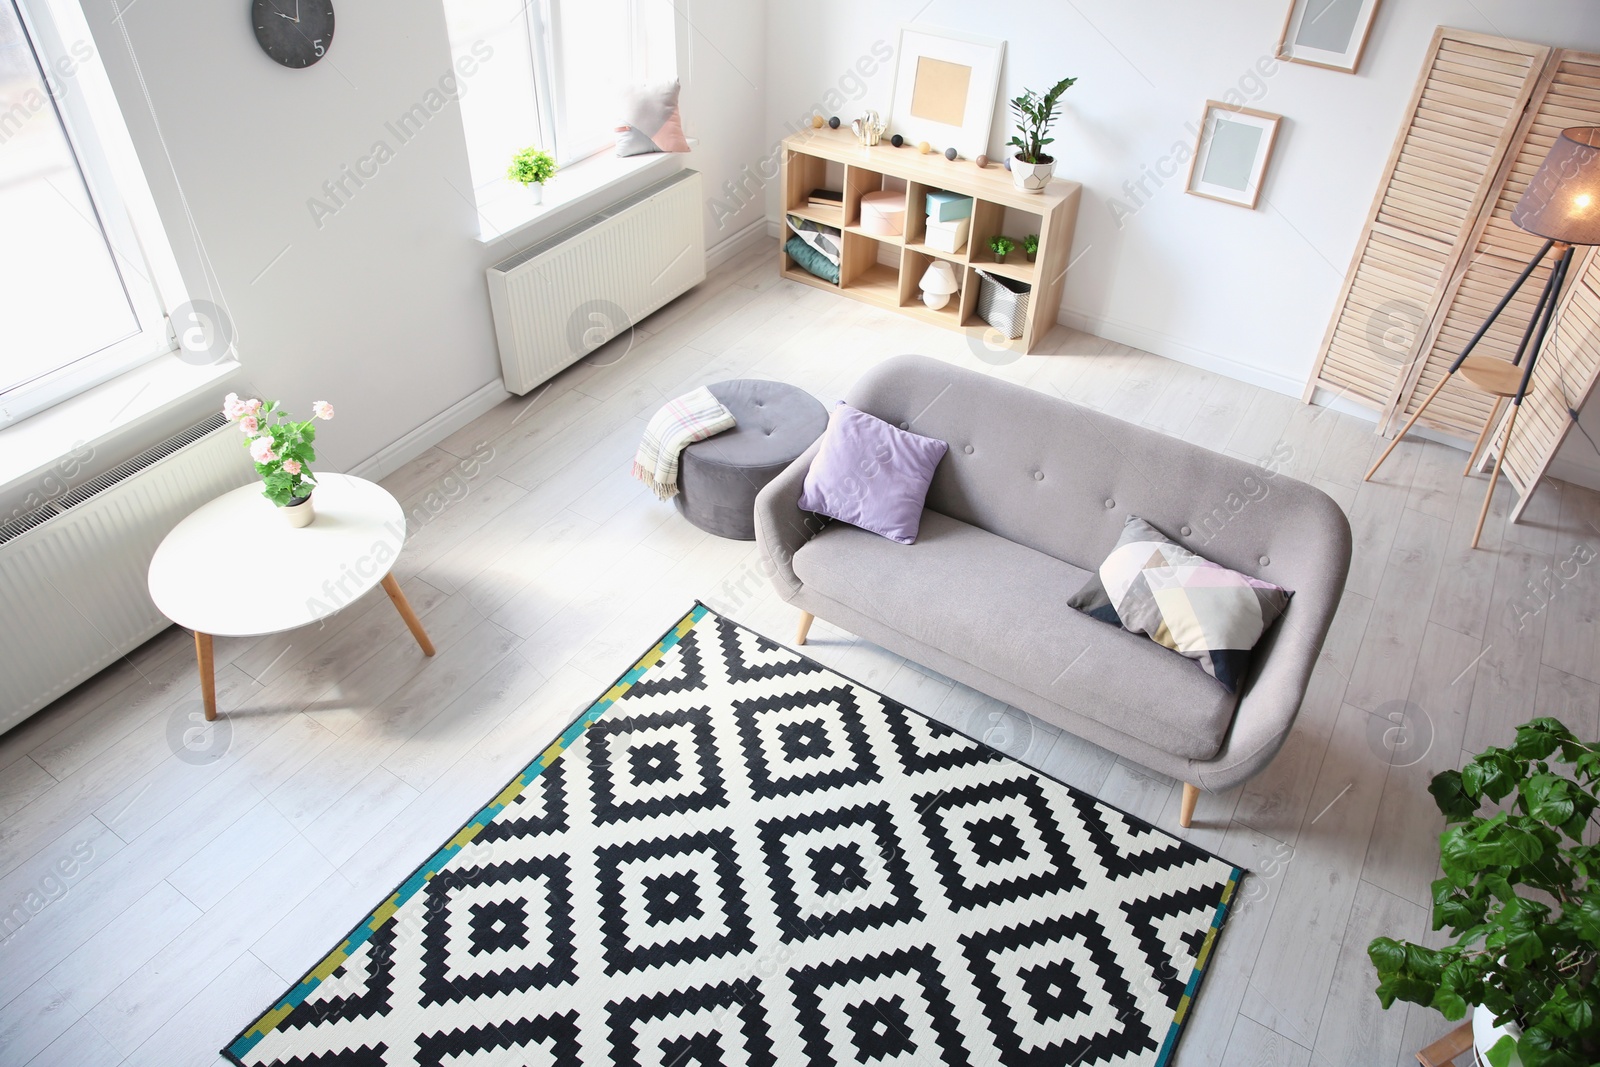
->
[1305, 29, 1548, 410]
[1389, 51, 1600, 439]
[1493, 247, 1600, 520]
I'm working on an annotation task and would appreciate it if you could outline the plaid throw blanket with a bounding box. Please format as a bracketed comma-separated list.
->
[632, 386, 737, 500]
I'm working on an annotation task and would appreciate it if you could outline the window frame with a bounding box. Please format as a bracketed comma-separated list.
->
[1, 0, 189, 429]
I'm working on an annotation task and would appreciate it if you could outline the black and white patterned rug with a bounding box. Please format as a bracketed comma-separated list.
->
[226, 604, 1242, 1067]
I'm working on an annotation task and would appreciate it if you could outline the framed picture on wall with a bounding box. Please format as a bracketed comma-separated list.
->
[1184, 102, 1283, 209]
[1276, 0, 1383, 73]
[886, 26, 1006, 160]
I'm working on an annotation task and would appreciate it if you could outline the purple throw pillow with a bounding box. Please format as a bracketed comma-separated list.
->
[798, 403, 948, 544]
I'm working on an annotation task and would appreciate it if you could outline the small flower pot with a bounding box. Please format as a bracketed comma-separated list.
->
[283, 494, 315, 528]
[993, 252, 1008, 265]
[1011, 152, 1056, 194]
[1025, 250, 1037, 263]
[1472, 1004, 1522, 1067]
[524, 181, 544, 205]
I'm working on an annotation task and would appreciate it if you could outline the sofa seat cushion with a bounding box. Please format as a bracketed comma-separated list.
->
[791, 510, 1240, 759]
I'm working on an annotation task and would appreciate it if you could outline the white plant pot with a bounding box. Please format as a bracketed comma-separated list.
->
[1472, 1003, 1523, 1067]
[1011, 152, 1055, 194]
[526, 181, 543, 205]
[282, 494, 315, 529]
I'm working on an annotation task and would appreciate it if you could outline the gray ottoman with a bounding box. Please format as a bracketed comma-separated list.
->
[675, 380, 827, 540]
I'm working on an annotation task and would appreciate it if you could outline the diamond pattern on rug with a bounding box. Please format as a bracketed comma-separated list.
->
[587, 705, 728, 824]
[734, 686, 880, 800]
[963, 913, 1152, 1066]
[226, 605, 1241, 1067]
[759, 801, 922, 942]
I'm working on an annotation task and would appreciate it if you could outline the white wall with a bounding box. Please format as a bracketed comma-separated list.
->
[83, 0, 767, 475]
[763, 1, 1600, 418]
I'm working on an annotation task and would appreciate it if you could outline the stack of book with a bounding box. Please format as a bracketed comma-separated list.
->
[925, 191, 973, 254]
[806, 188, 843, 211]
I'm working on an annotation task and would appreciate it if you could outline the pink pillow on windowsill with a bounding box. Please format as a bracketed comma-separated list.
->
[615, 80, 689, 157]
[798, 403, 949, 544]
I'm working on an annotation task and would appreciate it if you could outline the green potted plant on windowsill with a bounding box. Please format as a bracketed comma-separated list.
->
[507, 146, 558, 205]
[1367, 717, 1600, 1067]
[1007, 76, 1076, 195]
[989, 235, 1016, 265]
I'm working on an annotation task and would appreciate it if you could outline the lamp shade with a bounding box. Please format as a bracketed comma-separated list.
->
[919, 260, 959, 295]
[1511, 126, 1600, 245]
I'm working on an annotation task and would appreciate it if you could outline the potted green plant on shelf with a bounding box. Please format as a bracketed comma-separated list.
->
[1007, 76, 1076, 194]
[989, 235, 1016, 264]
[507, 146, 558, 205]
[1367, 717, 1600, 1067]
[1024, 234, 1040, 263]
[223, 394, 335, 527]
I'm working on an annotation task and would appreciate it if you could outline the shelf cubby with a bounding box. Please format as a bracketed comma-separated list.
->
[779, 129, 1081, 353]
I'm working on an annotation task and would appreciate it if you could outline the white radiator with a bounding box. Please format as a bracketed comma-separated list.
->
[487, 169, 706, 393]
[0, 415, 256, 729]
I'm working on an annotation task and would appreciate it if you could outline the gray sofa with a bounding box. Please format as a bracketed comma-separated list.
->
[753, 355, 1352, 825]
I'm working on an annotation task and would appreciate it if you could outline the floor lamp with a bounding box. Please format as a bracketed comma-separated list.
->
[1366, 126, 1600, 548]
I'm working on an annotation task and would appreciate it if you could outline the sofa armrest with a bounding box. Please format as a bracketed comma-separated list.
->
[1190, 505, 1353, 791]
[754, 440, 826, 601]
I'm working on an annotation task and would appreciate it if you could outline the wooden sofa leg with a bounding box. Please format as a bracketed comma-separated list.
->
[795, 611, 815, 646]
[1180, 783, 1200, 828]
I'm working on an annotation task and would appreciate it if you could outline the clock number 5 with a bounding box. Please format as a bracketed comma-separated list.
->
[314, 39, 325, 56]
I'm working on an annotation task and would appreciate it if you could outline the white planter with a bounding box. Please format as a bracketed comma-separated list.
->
[1011, 152, 1056, 194]
[282, 494, 315, 529]
[525, 181, 544, 205]
[1472, 1003, 1523, 1067]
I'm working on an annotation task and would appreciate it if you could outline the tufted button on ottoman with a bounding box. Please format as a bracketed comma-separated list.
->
[675, 380, 827, 540]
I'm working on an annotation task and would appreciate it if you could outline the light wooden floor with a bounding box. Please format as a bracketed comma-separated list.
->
[2, 238, 1595, 1066]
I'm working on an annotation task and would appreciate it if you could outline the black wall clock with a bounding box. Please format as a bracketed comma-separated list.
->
[252, 0, 334, 68]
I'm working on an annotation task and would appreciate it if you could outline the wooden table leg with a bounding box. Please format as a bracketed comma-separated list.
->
[195, 631, 217, 722]
[382, 573, 435, 656]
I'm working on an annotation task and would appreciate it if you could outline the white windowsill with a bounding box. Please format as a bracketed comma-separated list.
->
[0, 352, 240, 509]
[472, 146, 692, 247]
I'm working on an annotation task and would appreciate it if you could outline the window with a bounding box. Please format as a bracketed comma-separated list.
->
[0, 0, 187, 428]
[443, 0, 679, 198]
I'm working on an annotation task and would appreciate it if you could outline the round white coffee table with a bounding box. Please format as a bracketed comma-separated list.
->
[148, 474, 434, 720]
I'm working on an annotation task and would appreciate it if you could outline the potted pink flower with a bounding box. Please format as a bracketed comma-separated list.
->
[223, 393, 334, 527]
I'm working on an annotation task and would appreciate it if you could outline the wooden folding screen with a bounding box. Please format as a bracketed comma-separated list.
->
[1305, 30, 1600, 520]
[1304, 28, 1549, 411]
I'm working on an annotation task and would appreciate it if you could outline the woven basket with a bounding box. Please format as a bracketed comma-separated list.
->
[975, 270, 1031, 340]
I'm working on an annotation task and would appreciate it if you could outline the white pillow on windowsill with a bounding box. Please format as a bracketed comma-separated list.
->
[470, 140, 696, 247]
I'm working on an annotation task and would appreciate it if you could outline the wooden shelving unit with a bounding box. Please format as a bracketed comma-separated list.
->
[779, 127, 1082, 354]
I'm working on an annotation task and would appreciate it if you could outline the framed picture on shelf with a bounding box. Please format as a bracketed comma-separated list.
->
[1184, 101, 1283, 209]
[1276, 0, 1382, 73]
[886, 26, 1006, 160]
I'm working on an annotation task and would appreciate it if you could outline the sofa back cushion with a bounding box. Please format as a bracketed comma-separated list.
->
[843, 355, 1348, 625]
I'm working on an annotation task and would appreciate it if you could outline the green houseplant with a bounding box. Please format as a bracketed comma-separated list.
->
[989, 235, 1016, 264]
[507, 146, 558, 204]
[1367, 717, 1600, 1067]
[1024, 233, 1040, 262]
[222, 394, 335, 527]
[1006, 76, 1077, 194]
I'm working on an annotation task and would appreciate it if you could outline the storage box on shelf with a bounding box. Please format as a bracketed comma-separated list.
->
[778, 127, 1081, 354]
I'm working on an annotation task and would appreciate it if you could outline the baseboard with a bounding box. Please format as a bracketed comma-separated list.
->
[706, 217, 771, 270]
[348, 379, 511, 483]
[1056, 306, 1305, 398]
[766, 216, 783, 239]
[1547, 455, 1600, 493]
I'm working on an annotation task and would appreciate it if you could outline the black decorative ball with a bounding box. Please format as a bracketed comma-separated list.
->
[827, 116, 840, 129]
[890, 134, 904, 148]
[944, 147, 958, 160]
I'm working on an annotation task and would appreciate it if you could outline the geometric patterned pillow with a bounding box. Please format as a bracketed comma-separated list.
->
[615, 80, 690, 157]
[1067, 515, 1292, 694]
[786, 215, 843, 266]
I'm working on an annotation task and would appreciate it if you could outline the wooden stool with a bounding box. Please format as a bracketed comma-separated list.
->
[1365, 236, 1579, 550]
[1365, 354, 1523, 549]
[1415, 1021, 1473, 1066]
